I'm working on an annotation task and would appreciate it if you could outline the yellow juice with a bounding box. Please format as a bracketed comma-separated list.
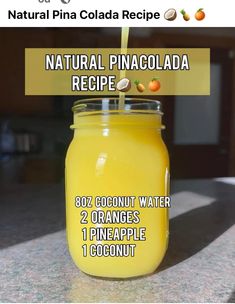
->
[65, 98, 170, 278]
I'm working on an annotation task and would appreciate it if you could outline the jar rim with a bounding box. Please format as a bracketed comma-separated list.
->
[72, 97, 162, 115]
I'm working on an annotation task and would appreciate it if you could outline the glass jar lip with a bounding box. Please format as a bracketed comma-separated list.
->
[72, 97, 162, 115]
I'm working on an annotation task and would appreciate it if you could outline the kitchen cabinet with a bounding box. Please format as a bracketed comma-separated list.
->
[0, 29, 54, 115]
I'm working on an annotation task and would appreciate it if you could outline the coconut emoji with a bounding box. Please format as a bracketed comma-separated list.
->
[164, 8, 177, 21]
[116, 78, 131, 92]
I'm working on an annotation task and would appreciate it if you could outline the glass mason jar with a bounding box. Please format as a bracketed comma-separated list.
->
[65, 98, 170, 278]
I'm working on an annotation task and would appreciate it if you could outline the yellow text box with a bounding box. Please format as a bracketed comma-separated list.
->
[25, 48, 210, 96]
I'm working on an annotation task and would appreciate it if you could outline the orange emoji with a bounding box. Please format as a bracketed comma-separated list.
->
[148, 78, 161, 92]
[195, 8, 205, 21]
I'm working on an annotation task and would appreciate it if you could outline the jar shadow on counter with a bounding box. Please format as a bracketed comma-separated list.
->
[158, 181, 235, 272]
[227, 290, 235, 303]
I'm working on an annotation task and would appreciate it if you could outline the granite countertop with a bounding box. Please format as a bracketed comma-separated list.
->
[0, 179, 235, 303]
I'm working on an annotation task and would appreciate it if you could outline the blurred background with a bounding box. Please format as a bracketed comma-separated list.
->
[0, 27, 235, 183]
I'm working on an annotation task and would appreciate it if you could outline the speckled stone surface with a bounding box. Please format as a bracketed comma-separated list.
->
[0, 179, 235, 302]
